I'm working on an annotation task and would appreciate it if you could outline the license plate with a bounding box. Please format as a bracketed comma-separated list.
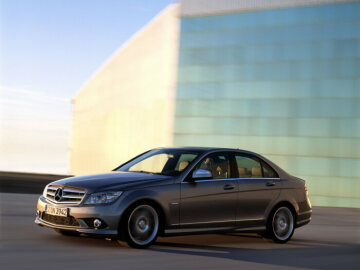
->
[45, 205, 69, 217]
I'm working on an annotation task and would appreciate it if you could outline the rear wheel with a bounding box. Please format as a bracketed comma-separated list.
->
[268, 206, 295, 243]
[120, 204, 159, 249]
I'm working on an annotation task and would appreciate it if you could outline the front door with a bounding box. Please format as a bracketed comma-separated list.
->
[180, 152, 238, 229]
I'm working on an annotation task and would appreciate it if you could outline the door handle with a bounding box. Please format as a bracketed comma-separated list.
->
[223, 183, 235, 190]
[266, 180, 276, 186]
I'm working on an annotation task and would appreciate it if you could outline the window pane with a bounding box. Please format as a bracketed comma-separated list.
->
[198, 154, 230, 179]
[129, 153, 169, 174]
[175, 153, 198, 172]
[235, 155, 262, 178]
[262, 162, 278, 178]
[119, 150, 201, 176]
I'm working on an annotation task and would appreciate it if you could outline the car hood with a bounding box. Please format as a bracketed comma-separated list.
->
[50, 171, 173, 193]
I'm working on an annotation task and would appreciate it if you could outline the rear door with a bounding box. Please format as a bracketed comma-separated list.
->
[234, 153, 281, 224]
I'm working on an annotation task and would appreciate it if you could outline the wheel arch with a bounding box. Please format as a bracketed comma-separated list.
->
[267, 201, 298, 225]
[117, 197, 167, 239]
[265, 200, 297, 243]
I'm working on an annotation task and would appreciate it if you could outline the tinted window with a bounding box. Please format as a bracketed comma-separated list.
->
[197, 153, 230, 179]
[235, 155, 262, 178]
[262, 161, 279, 178]
[174, 153, 198, 172]
[117, 149, 200, 176]
[128, 153, 168, 174]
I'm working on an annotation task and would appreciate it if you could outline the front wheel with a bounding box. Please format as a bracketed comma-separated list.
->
[268, 206, 295, 243]
[120, 204, 159, 248]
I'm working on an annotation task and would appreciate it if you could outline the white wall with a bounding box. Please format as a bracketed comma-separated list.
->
[70, 4, 180, 175]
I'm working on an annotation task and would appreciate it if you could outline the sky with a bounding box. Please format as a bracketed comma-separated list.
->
[0, 0, 174, 174]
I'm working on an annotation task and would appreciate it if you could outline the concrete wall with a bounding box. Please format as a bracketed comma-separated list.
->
[70, 4, 180, 175]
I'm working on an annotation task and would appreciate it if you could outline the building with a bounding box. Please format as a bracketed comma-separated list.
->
[70, 0, 360, 208]
[70, 4, 179, 175]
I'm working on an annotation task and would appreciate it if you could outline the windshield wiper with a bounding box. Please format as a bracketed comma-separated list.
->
[129, 170, 158, 175]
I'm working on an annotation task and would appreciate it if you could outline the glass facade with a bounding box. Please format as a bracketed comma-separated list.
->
[174, 3, 360, 207]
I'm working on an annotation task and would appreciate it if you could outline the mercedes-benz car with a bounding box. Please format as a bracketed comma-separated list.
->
[35, 147, 312, 248]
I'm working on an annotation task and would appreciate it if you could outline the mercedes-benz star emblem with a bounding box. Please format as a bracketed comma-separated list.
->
[54, 188, 63, 202]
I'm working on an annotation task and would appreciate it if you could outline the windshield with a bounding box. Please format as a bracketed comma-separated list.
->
[116, 149, 200, 176]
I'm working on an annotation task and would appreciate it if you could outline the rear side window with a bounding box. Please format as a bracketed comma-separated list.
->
[235, 155, 262, 178]
[262, 161, 279, 178]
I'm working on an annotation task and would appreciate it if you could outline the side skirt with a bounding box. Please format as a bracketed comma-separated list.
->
[164, 225, 266, 236]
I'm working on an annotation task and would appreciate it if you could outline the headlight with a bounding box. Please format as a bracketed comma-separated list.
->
[42, 185, 48, 197]
[84, 191, 123, 205]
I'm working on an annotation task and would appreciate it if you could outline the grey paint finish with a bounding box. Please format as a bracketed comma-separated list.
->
[236, 177, 282, 221]
[35, 147, 312, 241]
[52, 172, 174, 193]
[180, 179, 238, 226]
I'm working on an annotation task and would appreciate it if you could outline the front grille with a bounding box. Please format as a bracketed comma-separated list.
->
[42, 213, 80, 227]
[46, 185, 86, 204]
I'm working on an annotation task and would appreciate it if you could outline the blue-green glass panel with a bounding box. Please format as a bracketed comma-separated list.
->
[178, 59, 360, 83]
[179, 40, 360, 65]
[175, 117, 360, 138]
[177, 80, 360, 99]
[302, 176, 360, 199]
[175, 98, 360, 118]
[175, 2, 360, 208]
[181, 3, 360, 32]
[173, 133, 360, 160]
[180, 21, 360, 49]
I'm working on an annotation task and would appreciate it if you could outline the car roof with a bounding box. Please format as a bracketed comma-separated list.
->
[154, 146, 259, 155]
[153, 146, 289, 178]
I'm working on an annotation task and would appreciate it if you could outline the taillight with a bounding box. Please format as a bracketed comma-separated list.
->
[305, 183, 312, 207]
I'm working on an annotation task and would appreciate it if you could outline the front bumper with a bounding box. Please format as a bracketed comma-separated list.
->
[35, 195, 123, 237]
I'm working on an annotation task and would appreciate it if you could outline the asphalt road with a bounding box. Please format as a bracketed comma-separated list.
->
[1, 192, 359, 270]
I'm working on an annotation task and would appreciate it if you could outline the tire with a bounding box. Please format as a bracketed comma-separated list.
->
[267, 206, 295, 243]
[54, 229, 80, 237]
[120, 204, 159, 249]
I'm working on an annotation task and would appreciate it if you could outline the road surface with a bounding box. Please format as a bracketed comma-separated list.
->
[0, 192, 359, 270]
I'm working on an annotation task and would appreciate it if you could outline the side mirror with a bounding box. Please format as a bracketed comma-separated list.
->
[192, 169, 212, 179]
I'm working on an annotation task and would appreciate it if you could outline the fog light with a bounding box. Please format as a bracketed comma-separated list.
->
[93, 219, 102, 229]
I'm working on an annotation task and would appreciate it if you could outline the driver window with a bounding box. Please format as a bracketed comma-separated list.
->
[198, 153, 230, 179]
